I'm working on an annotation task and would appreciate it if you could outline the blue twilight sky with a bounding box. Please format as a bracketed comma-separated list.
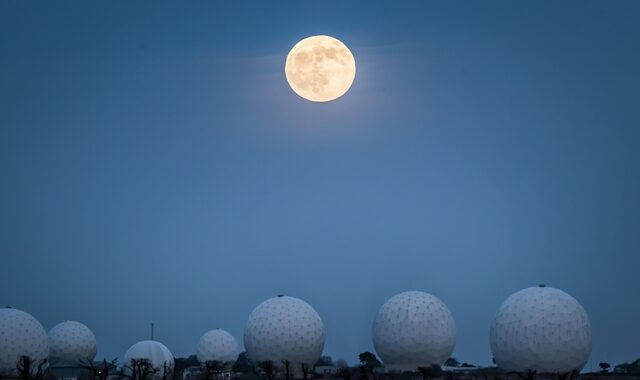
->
[1, 0, 639, 369]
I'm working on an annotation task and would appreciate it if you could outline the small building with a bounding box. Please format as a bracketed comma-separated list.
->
[314, 366, 338, 375]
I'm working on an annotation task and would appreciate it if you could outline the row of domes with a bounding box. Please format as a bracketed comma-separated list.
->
[0, 312, 98, 377]
[0, 285, 592, 377]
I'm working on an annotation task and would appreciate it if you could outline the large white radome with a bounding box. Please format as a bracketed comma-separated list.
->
[124, 340, 174, 376]
[490, 286, 592, 374]
[197, 329, 238, 364]
[372, 291, 456, 370]
[49, 321, 97, 366]
[244, 295, 325, 366]
[0, 307, 49, 377]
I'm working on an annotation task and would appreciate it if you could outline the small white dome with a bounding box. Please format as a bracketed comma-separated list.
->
[244, 295, 325, 366]
[372, 291, 456, 370]
[0, 307, 49, 377]
[490, 286, 592, 373]
[49, 321, 97, 366]
[196, 329, 238, 364]
[123, 340, 174, 376]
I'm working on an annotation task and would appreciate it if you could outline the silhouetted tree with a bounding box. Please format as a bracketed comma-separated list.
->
[599, 362, 610, 372]
[34, 360, 47, 380]
[445, 358, 460, 367]
[81, 358, 118, 380]
[174, 356, 199, 373]
[281, 360, 291, 380]
[556, 369, 579, 380]
[338, 367, 352, 380]
[232, 352, 255, 374]
[301, 363, 311, 380]
[162, 362, 172, 380]
[358, 353, 381, 369]
[417, 365, 442, 380]
[258, 361, 275, 380]
[17, 356, 33, 380]
[358, 365, 369, 380]
[16, 356, 47, 380]
[514, 369, 536, 380]
[124, 358, 158, 380]
[614, 359, 640, 374]
[172, 355, 198, 380]
[358, 352, 381, 380]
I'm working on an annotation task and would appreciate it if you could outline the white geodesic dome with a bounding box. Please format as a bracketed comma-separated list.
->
[123, 340, 174, 376]
[372, 291, 456, 370]
[0, 307, 49, 377]
[490, 285, 592, 374]
[49, 321, 97, 366]
[197, 329, 238, 364]
[243, 295, 325, 366]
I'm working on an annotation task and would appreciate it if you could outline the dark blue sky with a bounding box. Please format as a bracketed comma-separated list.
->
[1, 1, 639, 369]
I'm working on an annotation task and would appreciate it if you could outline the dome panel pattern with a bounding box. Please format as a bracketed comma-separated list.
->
[0, 308, 49, 377]
[123, 340, 174, 376]
[372, 291, 456, 369]
[49, 321, 97, 366]
[197, 329, 238, 364]
[244, 295, 324, 366]
[490, 286, 592, 373]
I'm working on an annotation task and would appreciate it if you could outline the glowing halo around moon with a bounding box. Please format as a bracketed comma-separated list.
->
[285, 35, 356, 102]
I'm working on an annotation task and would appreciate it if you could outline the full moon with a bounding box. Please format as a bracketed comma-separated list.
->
[285, 35, 356, 102]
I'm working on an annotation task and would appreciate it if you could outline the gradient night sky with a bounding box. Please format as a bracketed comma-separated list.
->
[1, 1, 639, 369]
